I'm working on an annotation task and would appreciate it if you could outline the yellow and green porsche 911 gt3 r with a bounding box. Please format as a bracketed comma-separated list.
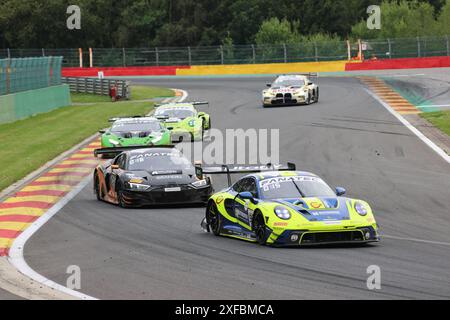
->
[201, 165, 380, 246]
[154, 102, 211, 142]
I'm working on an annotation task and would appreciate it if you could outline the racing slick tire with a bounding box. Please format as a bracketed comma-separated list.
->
[253, 211, 268, 245]
[305, 94, 312, 105]
[116, 183, 130, 208]
[94, 173, 102, 201]
[206, 201, 222, 236]
[315, 88, 319, 103]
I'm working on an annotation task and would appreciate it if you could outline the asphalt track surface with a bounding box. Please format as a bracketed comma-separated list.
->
[25, 76, 450, 299]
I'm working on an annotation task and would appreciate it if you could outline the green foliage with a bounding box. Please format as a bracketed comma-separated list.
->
[351, 0, 443, 39]
[255, 18, 300, 45]
[0, 0, 448, 48]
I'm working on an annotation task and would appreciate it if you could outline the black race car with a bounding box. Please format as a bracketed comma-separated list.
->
[93, 146, 213, 207]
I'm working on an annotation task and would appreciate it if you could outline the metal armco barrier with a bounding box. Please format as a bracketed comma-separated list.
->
[62, 77, 131, 99]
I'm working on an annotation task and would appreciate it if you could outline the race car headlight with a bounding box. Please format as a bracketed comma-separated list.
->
[151, 133, 163, 143]
[125, 182, 150, 191]
[109, 138, 120, 146]
[274, 206, 291, 220]
[191, 179, 208, 188]
[354, 202, 368, 216]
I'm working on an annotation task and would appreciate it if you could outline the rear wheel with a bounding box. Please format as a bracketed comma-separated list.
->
[206, 202, 221, 236]
[253, 211, 267, 245]
[315, 88, 320, 103]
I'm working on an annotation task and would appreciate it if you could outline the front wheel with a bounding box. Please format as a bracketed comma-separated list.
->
[253, 212, 268, 245]
[206, 202, 221, 236]
[94, 174, 102, 201]
[315, 88, 320, 103]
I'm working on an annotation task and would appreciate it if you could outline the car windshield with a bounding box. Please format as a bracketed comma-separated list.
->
[272, 79, 305, 88]
[111, 121, 161, 133]
[155, 109, 194, 119]
[127, 151, 194, 171]
[259, 176, 335, 199]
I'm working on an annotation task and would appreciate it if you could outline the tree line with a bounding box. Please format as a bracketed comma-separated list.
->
[0, 0, 449, 48]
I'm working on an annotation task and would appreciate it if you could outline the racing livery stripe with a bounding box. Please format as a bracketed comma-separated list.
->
[0, 139, 102, 256]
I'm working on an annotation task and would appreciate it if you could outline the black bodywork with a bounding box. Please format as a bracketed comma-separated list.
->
[93, 146, 213, 207]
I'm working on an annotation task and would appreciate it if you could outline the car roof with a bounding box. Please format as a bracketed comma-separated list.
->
[242, 171, 319, 181]
[275, 75, 308, 81]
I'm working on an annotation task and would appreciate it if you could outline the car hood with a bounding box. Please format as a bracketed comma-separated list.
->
[274, 197, 351, 222]
[124, 168, 197, 186]
[269, 86, 304, 94]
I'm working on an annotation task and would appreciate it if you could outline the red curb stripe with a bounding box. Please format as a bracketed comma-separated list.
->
[0, 229, 22, 239]
[66, 157, 96, 161]
[0, 215, 40, 223]
[29, 180, 80, 187]
[0, 201, 53, 209]
[15, 190, 67, 197]
[43, 171, 88, 178]
[0, 248, 9, 256]
[54, 163, 96, 169]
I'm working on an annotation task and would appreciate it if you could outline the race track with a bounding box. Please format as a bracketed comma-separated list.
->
[25, 76, 450, 299]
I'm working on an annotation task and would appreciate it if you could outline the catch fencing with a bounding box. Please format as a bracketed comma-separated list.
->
[0, 56, 63, 95]
[1, 35, 449, 68]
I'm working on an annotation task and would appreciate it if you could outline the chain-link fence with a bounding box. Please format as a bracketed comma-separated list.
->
[0, 56, 63, 95]
[1, 35, 449, 68]
[362, 36, 450, 59]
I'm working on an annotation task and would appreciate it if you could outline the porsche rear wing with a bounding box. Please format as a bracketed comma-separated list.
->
[94, 145, 175, 157]
[201, 163, 296, 186]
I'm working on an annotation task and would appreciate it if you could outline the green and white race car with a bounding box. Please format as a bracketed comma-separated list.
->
[99, 117, 171, 157]
[154, 102, 211, 142]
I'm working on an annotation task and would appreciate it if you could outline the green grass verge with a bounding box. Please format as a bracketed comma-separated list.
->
[421, 111, 450, 137]
[0, 86, 173, 192]
[71, 85, 175, 103]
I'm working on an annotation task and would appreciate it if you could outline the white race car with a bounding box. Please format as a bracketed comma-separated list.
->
[262, 74, 319, 107]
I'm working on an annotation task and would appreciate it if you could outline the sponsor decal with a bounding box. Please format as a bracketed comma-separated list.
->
[273, 222, 288, 227]
[310, 202, 323, 209]
[216, 195, 224, 204]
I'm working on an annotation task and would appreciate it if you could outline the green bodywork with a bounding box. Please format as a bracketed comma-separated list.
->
[101, 118, 171, 148]
[154, 103, 211, 141]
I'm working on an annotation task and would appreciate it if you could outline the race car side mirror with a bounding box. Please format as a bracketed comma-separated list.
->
[238, 192, 254, 201]
[99, 129, 106, 134]
[198, 112, 205, 117]
[195, 165, 203, 179]
[335, 187, 346, 196]
[308, 82, 313, 85]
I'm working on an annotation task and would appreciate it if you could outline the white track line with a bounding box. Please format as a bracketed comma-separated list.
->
[7, 88, 189, 300]
[365, 89, 450, 164]
[383, 235, 450, 247]
[8, 176, 97, 300]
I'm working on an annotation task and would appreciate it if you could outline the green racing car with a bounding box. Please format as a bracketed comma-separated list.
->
[201, 164, 380, 247]
[99, 117, 171, 156]
[154, 102, 211, 142]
